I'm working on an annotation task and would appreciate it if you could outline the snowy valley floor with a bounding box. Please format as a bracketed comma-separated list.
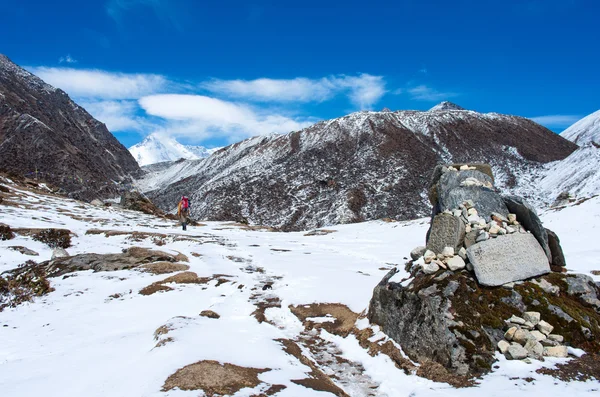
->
[1, 183, 599, 396]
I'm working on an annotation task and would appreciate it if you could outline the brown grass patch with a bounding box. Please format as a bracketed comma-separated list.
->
[591, 270, 600, 276]
[162, 360, 270, 396]
[250, 384, 287, 397]
[200, 310, 220, 319]
[416, 360, 474, 388]
[139, 284, 173, 296]
[537, 353, 600, 381]
[289, 303, 359, 337]
[277, 339, 349, 397]
[139, 262, 190, 275]
[162, 271, 211, 284]
[304, 229, 337, 236]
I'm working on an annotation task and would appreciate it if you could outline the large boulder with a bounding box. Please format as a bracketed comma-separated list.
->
[120, 191, 164, 216]
[546, 228, 566, 269]
[426, 213, 466, 254]
[466, 233, 551, 287]
[503, 195, 551, 262]
[368, 270, 600, 377]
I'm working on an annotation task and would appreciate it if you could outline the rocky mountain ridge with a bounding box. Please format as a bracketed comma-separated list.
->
[0, 54, 140, 200]
[560, 108, 600, 145]
[145, 106, 577, 230]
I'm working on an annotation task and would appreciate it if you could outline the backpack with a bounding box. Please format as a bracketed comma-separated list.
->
[181, 197, 189, 209]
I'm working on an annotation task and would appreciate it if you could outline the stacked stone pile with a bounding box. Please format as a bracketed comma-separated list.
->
[499, 312, 571, 360]
[409, 163, 567, 286]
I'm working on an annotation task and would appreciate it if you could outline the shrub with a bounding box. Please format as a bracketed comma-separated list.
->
[32, 228, 71, 248]
[0, 261, 53, 311]
[0, 225, 15, 240]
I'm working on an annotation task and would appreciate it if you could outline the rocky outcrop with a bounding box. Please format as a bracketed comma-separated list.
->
[120, 191, 165, 216]
[0, 54, 140, 200]
[146, 106, 576, 231]
[368, 164, 599, 378]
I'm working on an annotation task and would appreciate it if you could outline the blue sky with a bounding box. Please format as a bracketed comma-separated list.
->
[1, 0, 598, 148]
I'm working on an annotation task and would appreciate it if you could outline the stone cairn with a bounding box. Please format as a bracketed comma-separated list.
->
[410, 163, 565, 287]
[499, 312, 568, 360]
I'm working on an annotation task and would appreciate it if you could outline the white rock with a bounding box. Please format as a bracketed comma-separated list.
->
[512, 329, 531, 345]
[441, 246, 455, 257]
[504, 326, 518, 341]
[509, 315, 526, 325]
[537, 320, 554, 336]
[458, 247, 467, 260]
[467, 207, 478, 216]
[522, 321, 535, 330]
[543, 346, 568, 358]
[475, 232, 489, 242]
[52, 248, 70, 259]
[548, 334, 564, 343]
[465, 224, 472, 233]
[453, 209, 462, 218]
[460, 165, 470, 171]
[467, 214, 480, 224]
[489, 224, 501, 234]
[478, 219, 487, 227]
[506, 226, 516, 234]
[530, 330, 547, 342]
[423, 250, 436, 264]
[505, 343, 528, 360]
[421, 261, 440, 275]
[508, 213, 517, 223]
[446, 256, 466, 271]
[498, 340, 510, 354]
[410, 246, 427, 260]
[523, 312, 541, 326]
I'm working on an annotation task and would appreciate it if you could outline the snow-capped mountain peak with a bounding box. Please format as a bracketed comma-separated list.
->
[428, 101, 466, 111]
[560, 109, 600, 145]
[129, 133, 215, 166]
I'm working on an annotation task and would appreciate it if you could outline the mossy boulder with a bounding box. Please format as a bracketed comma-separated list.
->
[368, 269, 600, 378]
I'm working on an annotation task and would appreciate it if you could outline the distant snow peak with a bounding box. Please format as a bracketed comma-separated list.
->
[560, 109, 600, 145]
[129, 133, 212, 166]
[429, 101, 466, 112]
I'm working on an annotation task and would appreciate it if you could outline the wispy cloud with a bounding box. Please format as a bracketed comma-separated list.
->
[530, 115, 581, 128]
[78, 99, 151, 132]
[202, 74, 387, 109]
[106, 0, 184, 31]
[139, 94, 314, 143]
[407, 85, 459, 101]
[27, 67, 171, 99]
[58, 54, 77, 64]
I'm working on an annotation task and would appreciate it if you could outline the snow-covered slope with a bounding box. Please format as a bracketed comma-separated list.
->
[539, 143, 600, 200]
[144, 107, 576, 230]
[1, 176, 599, 396]
[129, 133, 216, 166]
[560, 109, 600, 145]
[428, 101, 465, 111]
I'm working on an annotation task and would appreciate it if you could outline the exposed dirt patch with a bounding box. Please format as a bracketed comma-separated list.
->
[591, 270, 600, 276]
[270, 248, 291, 252]
[0, 260, 54, 312]
[138, 262, 190, 275]
[252, 296, 282, 324]
[416, 360, 475, 388]
[162, 271, 212, 284]
[290, 303, 359, 337]
[200, 310, 220, 319]
[304, 229, 337, 236]
[277, 339, 349, 397]
[139, 284, 173, 296]
[250, 384, 287, 397]
[191, 252, 202, 257]
[162, 360, 270, 396]
[537, 353, 600, 382]
[31, 228, 72, 248]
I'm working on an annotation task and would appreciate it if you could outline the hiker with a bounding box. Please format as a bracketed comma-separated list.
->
[177, 195, 190, 230]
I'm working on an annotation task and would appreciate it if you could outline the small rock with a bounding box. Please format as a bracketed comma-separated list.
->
[410, 246, 427, 261]
[52, 248, 70, 259]
[458, 247, 467, 260]
[505, 343, 528, 360]
[423, 250, 436, 264]
[476, 232, 489, 242]
[547, 334, 564, 343]
[466, 262, 474, 271]
[443, 280, 459, 297]
[467, 214, 480, 224]
[460, 165, 470, 171]
[442, 209, 453, 215]
[489, 224, 501, 234]
[537, 320, 554, 336]
[508, 315, 526, 325]
[446, 256, 466, 271]
[497, 228, 507, 235]
[522, 321, 535, 330]
[478, 219, 487, 227]
[502, 282, 515, 289]
[441, 246, 455, 257]
[434, 259, 447, 270]
[467, 208, 478, 216]
[498, 340, 510, 354]
[525, 340, 544, 360]
[513, 329, 531, 345]
[421, 261, 440, 275]
[508, 213, 517, 223]
[464, 199, 475, 209]
[504, 326, 518, 341]
[453, 209, 462, 218]
[506, 226, 516, 234]
[523, 311, 541, 326]
[543, 346, 568, 358]
[91, 199, 103, 206]
[540, 339, 559, 347]
[491, 212, 508, 223]
[8, 246, 39, 256]
[530, 330, 547, 342]
[532, 279, 560, 296]
[465, 224, 472, 233]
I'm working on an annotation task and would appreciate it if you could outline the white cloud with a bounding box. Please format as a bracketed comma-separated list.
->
[27, 67, 170, 99]
[408, 85, 458, 101]
[202, 74, 387, 109]
[139, 94, 314, 142]
[59, 55, 77, 64]
[79, 99, 149, 132]
[530, 115, 582, 128]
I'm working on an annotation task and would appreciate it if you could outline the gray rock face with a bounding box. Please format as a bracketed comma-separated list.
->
[546, 229, 566, 268]
[435, 170, 509, 221]
[503, 195, 551, 262]
[564, 274, 600, 312]
[410, 246, 427, 260]
[0, 54, 140, 201]
[466, 233, 550, 286]
[426, 213, 466, 254]
[8, 246, 39, 256]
